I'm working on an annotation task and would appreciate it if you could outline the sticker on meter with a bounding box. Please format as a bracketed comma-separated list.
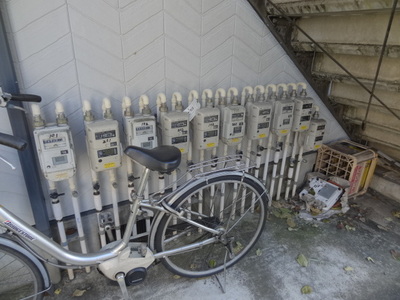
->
[184, 98, 201, 121]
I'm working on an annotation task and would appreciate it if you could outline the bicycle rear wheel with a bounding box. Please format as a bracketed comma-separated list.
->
[154, 173, 267, 278]
[0, 244, 45, 300]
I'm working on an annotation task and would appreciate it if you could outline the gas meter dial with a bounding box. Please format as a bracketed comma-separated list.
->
[33, 126, 76, 181]
[304, 119, 326, 151]
[292, 98, 313, 132]
[192, 107, 220, 150]
[246, 102, 273, 140]
[271, 100, 294, 136]
[220, 105, 246, 145]
[161, 112, 190, 154]
[85, 120, 122, 171]
[124, 116, 158, 149]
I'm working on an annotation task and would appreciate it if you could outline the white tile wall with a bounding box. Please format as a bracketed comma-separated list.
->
[1, 0, 348, 220]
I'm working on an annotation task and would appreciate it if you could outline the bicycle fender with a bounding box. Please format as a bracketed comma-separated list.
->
[0, 235, 51, 289]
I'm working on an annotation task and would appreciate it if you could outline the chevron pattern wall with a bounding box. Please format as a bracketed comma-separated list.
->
[1, 0, 347, 218]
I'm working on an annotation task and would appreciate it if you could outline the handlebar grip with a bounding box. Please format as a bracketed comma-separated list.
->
[0, 133, 27, 151]
[11, 94, 41, 103]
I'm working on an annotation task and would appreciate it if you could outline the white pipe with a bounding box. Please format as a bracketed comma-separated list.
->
[157, 93, 167, 122]
[262, 134, 273, 185]
[297, 82, 307, 91]
[292, 133, 305, 198]
[277, 83, 288, 99]
[241, 86, 253, 105]
[269, 136, 282, 205]
[188, 90, 199, 106]
[102, 97, 111, 114]
[276, 132, 291, 200]
[285, 131, 298, 200]
[109, 169, 121, 240]
[31, 103, 41, 117]
[186, 142, 193, 221]
[286, 83, 297, 96]
[227, 87, 239, 105]
[55, 101, 64, 114]
[265, 84, 277, 98]
[48, 180, 75, 280]
[215, 88, 226, 105]
[122, 96, 132, 116]
[82, 99, 91, 113]
[201, 89, 213, 108]
[173, 92, 184, 112]
[90, 170, 106, 247]
[171, 97, 177, 112]
[254, 85, 265, 102]
[68, 178, 91, 273]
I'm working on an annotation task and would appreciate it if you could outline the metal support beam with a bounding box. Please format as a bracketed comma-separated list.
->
[0, 12, 51, 236]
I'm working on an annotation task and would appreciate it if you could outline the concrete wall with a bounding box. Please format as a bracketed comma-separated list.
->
[0, 0, 347, 222]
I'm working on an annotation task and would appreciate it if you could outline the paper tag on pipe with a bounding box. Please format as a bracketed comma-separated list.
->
[184, 98, 201, 121]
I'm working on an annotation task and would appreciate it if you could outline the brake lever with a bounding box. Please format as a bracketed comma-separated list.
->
[1, 88, 28, 113]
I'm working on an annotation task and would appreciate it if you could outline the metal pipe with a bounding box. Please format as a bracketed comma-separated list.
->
[362, 0, 399, 129]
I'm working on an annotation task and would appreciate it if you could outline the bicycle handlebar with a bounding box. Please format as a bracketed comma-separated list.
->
[10, 94, 41, 103]
[0, 133, 27, 150]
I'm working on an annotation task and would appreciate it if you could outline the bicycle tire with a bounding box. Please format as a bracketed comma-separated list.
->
[154, 173, 267, 278]
[0, 244, 45, 300]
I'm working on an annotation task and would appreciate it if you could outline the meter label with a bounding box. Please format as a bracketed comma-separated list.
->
[171, 120, 188, 128]
[204, 115, 218, 123]
[136, 125, 154, 136]
[259, 109, 271, 116]
[95, 130, 116, 140]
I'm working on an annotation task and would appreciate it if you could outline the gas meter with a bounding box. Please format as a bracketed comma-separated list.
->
[271, 99, 294, 136]
[85, 120, 122, 171]
[33, 126, 76, 181]
[124, 116, 157, 149]
[246, 101, 273, 140]
[292, 98, 313, 132]
[192, 107, 220, 150]
[304, 119, 326, 151]
[220, 105, 246, 145]
[161, 112, 190, 154]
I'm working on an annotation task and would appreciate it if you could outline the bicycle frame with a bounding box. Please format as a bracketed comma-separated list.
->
[0, 166, 226, 268]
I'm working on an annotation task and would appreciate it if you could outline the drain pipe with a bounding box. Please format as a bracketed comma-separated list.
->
[291, 83, 309, 197]
[275, 84, 291, 201]
[102, 98, 122, 241]
[216, 88, 228, 220]
[83, 100, 108, 248]
[157, 93, 168, 196]
[55, 101, 90, 274]
[284, 83, 299, 201]
[262, 84, 277, 188]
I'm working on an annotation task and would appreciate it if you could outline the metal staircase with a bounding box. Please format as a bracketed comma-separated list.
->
[248, 0, 400, 161]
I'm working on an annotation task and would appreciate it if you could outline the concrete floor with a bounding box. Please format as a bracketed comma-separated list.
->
[45, 191, 400, 300]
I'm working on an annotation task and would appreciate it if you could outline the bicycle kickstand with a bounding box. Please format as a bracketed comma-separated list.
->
[213, 251, 228, 294]
[116, 273, 132, 300]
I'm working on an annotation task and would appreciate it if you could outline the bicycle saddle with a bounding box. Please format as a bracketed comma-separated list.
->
[124, 145, 181, 174]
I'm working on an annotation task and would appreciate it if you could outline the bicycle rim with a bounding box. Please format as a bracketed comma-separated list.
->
[0, 244, 44, 300]
[154, 174, 267, 278]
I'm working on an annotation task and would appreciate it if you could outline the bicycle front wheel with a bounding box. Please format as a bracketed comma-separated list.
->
[0, 244, 45, 300]
[154, 173, 268, 278]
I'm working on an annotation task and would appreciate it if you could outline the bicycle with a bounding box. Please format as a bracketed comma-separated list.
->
[0, 91, 269, 300]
